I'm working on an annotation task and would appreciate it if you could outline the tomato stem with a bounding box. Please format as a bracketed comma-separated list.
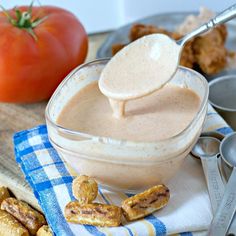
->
[0, 1, 47, 40]
[18, 12, 31, 27]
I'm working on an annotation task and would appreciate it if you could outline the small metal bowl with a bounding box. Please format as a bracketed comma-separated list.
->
[209, 75, 236, 130]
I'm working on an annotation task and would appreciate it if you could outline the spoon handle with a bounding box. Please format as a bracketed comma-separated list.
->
[208, 168, 236, 236]
[178, 4, 236, 46]
[201, 155, 225, 214]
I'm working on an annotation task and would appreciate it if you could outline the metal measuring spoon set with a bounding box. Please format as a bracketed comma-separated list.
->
[191, 131, 236, 235]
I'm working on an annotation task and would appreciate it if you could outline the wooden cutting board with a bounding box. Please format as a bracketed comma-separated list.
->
[0, 33, 108, 211]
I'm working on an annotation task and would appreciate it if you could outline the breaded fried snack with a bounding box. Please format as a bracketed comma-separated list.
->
[36, 225, 53, 236]
[72, 175, 98, 204]
[193, 25, 227, 75]
[129, 24, 171, 41]
[122, 185, 170, 221]
[65, 202, 122, 227]
[112, 44, 126, 56]
[171, 32, 195, 68]
[177, 7, 228, 75]
[0, 186, 10, 204]
[1, 198, 46, 235]
[180, 41, 195, 68]
[0, 209, 29, 236]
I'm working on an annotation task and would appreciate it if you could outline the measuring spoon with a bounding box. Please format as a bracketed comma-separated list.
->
[191, 137, 224, 214]
[208, 132, 236, 236]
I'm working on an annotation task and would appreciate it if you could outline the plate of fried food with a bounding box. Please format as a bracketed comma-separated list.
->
[97, 7, 236, 80]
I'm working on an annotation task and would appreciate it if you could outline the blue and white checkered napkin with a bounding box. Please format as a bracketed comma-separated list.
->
[13, 104, 233, 236]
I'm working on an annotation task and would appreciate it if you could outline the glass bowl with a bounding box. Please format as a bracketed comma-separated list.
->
[45, 59, 209, 193]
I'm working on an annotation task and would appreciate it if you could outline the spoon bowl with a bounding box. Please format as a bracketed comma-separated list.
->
[191, 136, 221, 158]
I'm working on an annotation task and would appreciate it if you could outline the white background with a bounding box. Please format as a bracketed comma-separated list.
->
[1, 0, 235, 33]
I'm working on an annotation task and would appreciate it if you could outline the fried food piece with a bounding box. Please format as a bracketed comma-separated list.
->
[129, 24, 171, 41]
[193, 25, 227, 75]
[122, 185, 170, 221]
[0, 186, 10, 204]
[36, 225, 53, 236]
[112, 44, 126, 55]
[216, 24, 227, 44]
[0, 209, 29, 236]
[180, 41, 195, 68]
[65, 202, 122, 227]
[1, 198, 46, 235]
[72, 175, 98, 204]
[171, 32, 195, 68]
[112, 24, 169, 55]
[176, 7, 228, 74]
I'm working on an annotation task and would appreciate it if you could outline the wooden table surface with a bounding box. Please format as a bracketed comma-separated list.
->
[0, 33, 108, 211]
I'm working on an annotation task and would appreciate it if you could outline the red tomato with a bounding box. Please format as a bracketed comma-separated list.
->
[0, 5, 88, 102]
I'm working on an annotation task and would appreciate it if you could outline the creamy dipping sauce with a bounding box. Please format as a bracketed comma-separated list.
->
[57, 81, 200, 142]
[99, 34, 181, 118]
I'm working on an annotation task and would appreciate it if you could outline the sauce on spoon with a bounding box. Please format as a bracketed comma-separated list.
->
[99, 34, 181, 118]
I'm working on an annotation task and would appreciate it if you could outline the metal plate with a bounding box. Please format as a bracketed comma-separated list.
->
[97, 12, 236, 80]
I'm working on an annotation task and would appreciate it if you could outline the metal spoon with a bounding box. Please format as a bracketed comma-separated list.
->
[99, 4, 236, 102]
[208, 132, 236, 236]
[191, 137, 225, 214]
